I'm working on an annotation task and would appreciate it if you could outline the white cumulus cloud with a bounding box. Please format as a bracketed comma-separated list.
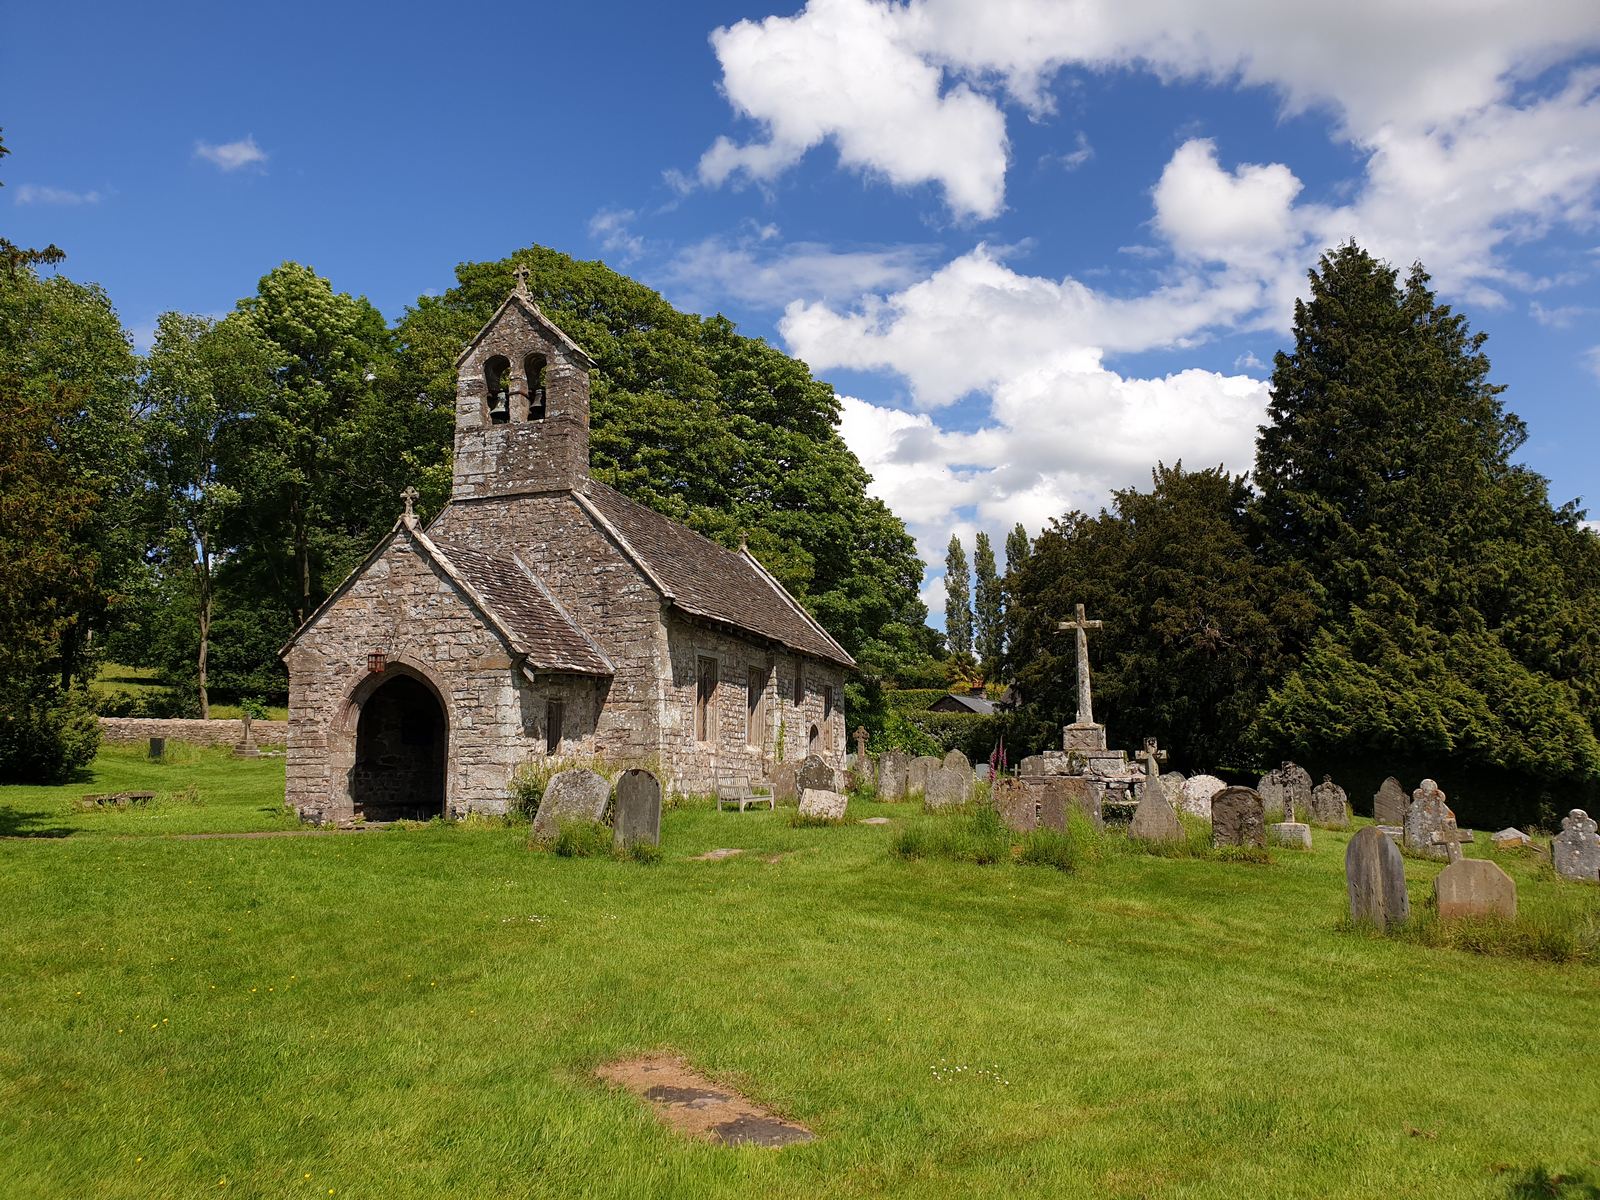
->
[194, 136, 268, 172]
[13, 184, 102, 205]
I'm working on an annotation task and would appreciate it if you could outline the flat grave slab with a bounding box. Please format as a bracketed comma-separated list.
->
[595, 1055, 814, 1148]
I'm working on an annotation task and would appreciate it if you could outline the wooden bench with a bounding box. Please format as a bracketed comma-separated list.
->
[716, 779, 775, 812]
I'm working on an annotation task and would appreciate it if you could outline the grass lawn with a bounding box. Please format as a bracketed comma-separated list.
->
[3, 750, 1598, 1199]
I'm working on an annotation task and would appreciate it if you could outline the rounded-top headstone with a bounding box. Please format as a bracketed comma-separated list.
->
[613, 768, 662, 849]
[1553, 809, 1600, 882]
[1211, 786, 1266, 848]
[1346, 825, 1410, 930]
[533, 768, 612, 839]
[941, 749, 970, 774]
[1309, 776, 1350, 828]
[1178, 774, 1226, 820]
[1373, 777, 1408, 827]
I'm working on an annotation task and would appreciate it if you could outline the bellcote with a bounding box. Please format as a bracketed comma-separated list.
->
[451, 270, 594, 500]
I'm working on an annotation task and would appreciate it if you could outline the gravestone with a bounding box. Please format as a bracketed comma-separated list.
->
[1308, 776, 1350, 828]
[613, 769, 662, 849]
[1270, 820, 1312, 850]
[974, 763, 992, 782]
[1435, 858, 1517, 921]
[1129, 790, 1183, 842]
[1179, 774, 1226, 820]
[1373, 777, 1408, 827]
[992, 778, 1037, 833]
[906, 755, 942, 798]
[1018, 755, 1047, 778]
[1257, 762, 1312, 822]
[924, 766, 969, 810]
[942, 749, 970, 774]
[1345, 825, 1410, 930]
[1403, 779, 1455, 860]
[148, 736, 165, 760]
[797, 755, 843, 795]
[1553, 809, 1600, 882]
[771, 762, 799, 805]
[233, 711, 261, 758]
[876, 749, 909, 802]
[798, 788, 848, 822]
[1211, 787, 1266, 848]
[1160, 772, 1186, 806]
[1491, 827, 1532, 851]
[534, 768, 612, 839]
[854, 726, 870, 766]
[1037, 776, 1103, 831]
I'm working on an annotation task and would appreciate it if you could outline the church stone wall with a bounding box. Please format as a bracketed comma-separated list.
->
[283, 534, 542, 823]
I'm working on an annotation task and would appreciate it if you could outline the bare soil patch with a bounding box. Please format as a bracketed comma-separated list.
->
[690, 848, 745, 861]
[595, 1055, 814, 1148]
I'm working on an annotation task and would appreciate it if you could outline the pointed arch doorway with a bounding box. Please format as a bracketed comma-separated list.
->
[350, 673, 447, 821]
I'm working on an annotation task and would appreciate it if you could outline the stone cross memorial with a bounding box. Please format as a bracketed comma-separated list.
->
[1346, 825, 1410, 930]
[1059, 603, 1104, 729]
[1138, 737, 1167, 781]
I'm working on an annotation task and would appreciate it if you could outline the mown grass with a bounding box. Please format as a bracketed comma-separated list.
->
[3, 752, 1599, 1199]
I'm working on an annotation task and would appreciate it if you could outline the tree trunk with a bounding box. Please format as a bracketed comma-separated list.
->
[196, 540, 211, 720]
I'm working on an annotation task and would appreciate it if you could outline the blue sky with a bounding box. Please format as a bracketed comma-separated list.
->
[7, 0, 1600, 620]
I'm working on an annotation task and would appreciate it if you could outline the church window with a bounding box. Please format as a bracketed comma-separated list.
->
[524, 353, 547, 420]
[808, 723, 820, 754]
[696, 657, 718, 742]
[545, 700, 564, 754]
[747, 666, 768, 746]
[823, 684, 834, 724]
[485, 356, 511, 425]
[792, 662, 804, 707]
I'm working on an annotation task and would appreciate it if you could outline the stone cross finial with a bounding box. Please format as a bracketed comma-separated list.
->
[1057, 603, 1104, 726]
[513, 264, 529, 292]
[400, 485, 419, 524]
[1139, 736, 1168, 780]
[854, 725, 869, 761]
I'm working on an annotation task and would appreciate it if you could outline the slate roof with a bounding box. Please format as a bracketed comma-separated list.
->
[576, 480, 854, 668]
[428, 537, 614, 676]
[929, 693, 996, 715]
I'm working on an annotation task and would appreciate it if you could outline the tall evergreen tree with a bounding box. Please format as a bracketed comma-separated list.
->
[1004, 523, 1029, 577]
[944, 535, 973, 659]
[973, 531, 1002, 671]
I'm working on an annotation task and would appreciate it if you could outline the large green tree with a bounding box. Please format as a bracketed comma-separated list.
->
[393, 246, 929, 671]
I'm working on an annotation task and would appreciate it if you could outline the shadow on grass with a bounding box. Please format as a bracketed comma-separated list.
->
[0, 806, 74, 838]
[1503, 1166, 1600, 1199]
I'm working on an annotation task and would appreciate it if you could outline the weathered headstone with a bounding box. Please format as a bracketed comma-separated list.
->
[941, 749, 970, 774]
[613, 769, 662, 849]
[1160, 771, 1186, 806]
[924, 765, 969, 810]
[1018, 754, 1047, 778]
[1553, 809, 1600, 882]
[1178, 774, 1226, 820]
[1403, 779, 1455, 860]
[1037, 776, 1103, 831]
[854, 726, 870, 766]
[992, 778, 1037, 833]
[1491, 827, 1532, 851]
[533, 768, 611, 839]
[1257, 762, 1312, 822]
[148, 736, 165, 760]
[798, 787, 848, 822]
[771, 762, 798, 805]
[876, 749, 909, 801]
[1269, 820, 1312, 850]
[1345, 825, 1410, 929]
[1129, 790, 1183, 842]
[974, 763, 992, 782]
[1435, 858, 1517, 921]
[797, 754, 843, 795]
[1211, 786, 1266, 848]
[1373, 777, 1408, 827]
[906, 755, 942, 798]
[1308, 776, 1350, 828]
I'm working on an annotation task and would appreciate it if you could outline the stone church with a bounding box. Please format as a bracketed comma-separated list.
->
[280, 273, 852, 823]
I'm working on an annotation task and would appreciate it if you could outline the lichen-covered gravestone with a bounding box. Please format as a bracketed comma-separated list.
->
[1345, 825, 1410, 929]
[796, 755, 843, 795]
[1403, 779, 1455, 860]
[1160, 772, 1186, 806]
[533, 768, 611, 840]
[1435, 858, 1516, 920]
[1270, 817, 1312, 850]
[798, 788, 848, 822]
[1036, 776, 1103, 831]
[876, 749, 909, 802]
[1257, 762, 1312, 822]
[613, 769, 662, 850]
[1179, 774, 1226, 820]
[1129, 789, 1183, 842]
[992, 778, 1037, 833]
[1308, 776, 1350, 828]
[924, 766, 969, 810]
[1211, 787, 1266, 848]
[1552, 809, 1600, 882]
[1373, 777, 1408, 827]
[771, 763, 798, 805]
[942, 749, 970, 774]
[906, 756, 942, 799]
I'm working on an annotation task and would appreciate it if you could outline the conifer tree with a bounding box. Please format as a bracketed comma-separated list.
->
[944, 534, 973, 659]
[973, 531, 1002, 671]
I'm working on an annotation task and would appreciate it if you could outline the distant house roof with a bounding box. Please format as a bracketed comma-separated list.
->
[575, 480, 855, 668]
[429, 538, 614, 676]
[928, 693, 996, 715]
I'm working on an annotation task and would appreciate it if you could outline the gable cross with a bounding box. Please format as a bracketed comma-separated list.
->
[513, 264, 529, 291]
[400, 485, 419, 524]
[1057, 603, 1104, 726]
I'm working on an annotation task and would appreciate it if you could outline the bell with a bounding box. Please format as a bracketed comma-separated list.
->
[489, 389, 510, 423]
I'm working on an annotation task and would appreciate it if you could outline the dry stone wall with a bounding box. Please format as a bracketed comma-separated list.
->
[99, 718, 288, 747]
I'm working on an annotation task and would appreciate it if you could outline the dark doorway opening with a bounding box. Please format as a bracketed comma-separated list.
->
[351, 674, 446, 821]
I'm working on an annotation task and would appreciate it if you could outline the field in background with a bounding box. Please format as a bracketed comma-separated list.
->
[3, 748, 1598, 1199]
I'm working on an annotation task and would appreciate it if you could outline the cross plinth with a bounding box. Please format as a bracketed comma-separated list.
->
[400, 485, 419, 524]
[1430, 828, 1466, 864]
[1057, 603, 1104, 727]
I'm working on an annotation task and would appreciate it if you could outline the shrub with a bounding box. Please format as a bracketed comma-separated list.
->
[0, 684, 101, 783]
